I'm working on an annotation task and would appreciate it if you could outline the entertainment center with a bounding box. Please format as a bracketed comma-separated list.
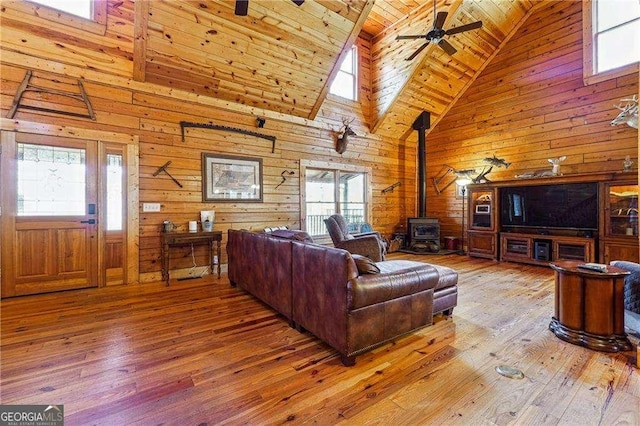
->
[466, 172, 638, 265]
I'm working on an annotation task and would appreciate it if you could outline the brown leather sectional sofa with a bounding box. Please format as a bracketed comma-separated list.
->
[227, 229, 458, 366]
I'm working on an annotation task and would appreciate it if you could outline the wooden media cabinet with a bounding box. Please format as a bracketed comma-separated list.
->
[500, 232, 596, 265]
[465, 172, 638, 265]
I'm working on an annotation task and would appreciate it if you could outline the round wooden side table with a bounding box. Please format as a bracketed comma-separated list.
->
[549, 260, 631, 352]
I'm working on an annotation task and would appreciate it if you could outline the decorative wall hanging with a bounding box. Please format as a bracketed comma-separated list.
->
[432, 165, 476, 194]
[153, 161, 183, 188]
[335, 118, 357, 154]
[275, 170, 295, 189]
[202, 153, 263, 202]
[382, 182, 401, 194]
[180, 121, 276, 153]
[611, 95, 638, 129]
[6, 70, 96, 120]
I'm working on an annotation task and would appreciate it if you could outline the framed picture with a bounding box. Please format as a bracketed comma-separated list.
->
[202, 153, 263, 202]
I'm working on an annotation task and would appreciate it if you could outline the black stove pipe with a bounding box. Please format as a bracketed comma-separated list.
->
[412, 111, 431, 217]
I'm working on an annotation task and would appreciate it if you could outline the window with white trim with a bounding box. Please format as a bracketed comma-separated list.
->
[304, 168, 368, 237]
[583, 0, 640, 84]
[329, 46, 358, 101]
[22, 0, 107, 35]
[30, 0, 92, 20]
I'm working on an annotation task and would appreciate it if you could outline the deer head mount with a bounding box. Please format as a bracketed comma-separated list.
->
[611, 95, 638, 129]
[335, 118, 357, 154]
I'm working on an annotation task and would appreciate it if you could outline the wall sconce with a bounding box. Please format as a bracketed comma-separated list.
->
[256, 117, 266, 128]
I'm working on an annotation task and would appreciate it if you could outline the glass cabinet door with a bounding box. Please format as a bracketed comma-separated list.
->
[607, 184, 638, 237]
[469, 188, 495, 231]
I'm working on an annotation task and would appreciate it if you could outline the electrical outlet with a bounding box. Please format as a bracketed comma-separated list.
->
[143, 203, 161, 212]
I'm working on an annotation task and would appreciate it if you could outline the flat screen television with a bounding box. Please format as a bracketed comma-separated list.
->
[500, 182, 598, 231]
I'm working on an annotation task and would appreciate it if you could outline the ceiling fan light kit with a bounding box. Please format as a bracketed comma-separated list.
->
[397, 2, 482, 60]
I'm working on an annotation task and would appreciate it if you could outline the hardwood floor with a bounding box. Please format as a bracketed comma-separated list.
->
[1, 254, 638, 425]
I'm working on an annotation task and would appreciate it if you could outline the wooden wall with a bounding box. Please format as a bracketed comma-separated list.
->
[1, 0, 638, 284]
[426, 1, 639, 240]
[0, 2, 414, 283]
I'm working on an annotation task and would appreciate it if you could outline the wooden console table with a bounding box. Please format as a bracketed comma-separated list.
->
[549, 260, 631, 352]
[161, 230, 222, 285]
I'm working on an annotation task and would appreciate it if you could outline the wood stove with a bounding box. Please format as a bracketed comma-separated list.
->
[407, 217, 440, 252]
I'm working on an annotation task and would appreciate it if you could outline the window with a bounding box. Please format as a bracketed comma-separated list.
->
[29, 0, 92, 20]
[21, 0, 107, 35]
[583, 0, 640, 84]
[329, 46, 358, 101]
[106, 153, 123, 231]
[304, 167, 368, 237]
[17, 143, 86, 216]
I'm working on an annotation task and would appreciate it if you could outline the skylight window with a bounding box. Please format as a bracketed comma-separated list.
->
[30, 0, 92, 20]
[329, 46, 358, 101]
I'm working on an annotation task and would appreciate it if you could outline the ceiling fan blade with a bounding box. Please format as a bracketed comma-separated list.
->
[292, 0, 304, 5]
[439, 39, 457, 55]
[396, 35, 427, 40]
[406, 42, 429, 61]
[434, 11, 448, 29]
[446, 20, 483, 35]
[235, 0, 249, 16]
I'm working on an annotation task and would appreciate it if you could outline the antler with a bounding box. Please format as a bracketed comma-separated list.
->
[342, 117, 355, 127]
[611, 95, 638, 128]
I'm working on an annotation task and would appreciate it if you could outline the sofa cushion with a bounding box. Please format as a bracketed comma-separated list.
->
[268, 229, 314, 243]
[349, 260, 440, 309]
[351, 254, 381, 274]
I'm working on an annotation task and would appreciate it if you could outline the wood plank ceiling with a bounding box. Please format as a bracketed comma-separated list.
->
[136, 0, 373, 119]
[134, 0, 540, 138]
[368, 0, 540, 139]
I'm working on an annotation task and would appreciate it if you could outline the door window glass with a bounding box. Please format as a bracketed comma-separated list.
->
[17, 143, 86, 216]
[305, 169, 336, 236]
[106, 154, 123, 231]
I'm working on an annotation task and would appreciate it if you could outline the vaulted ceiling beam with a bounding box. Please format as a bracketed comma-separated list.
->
[133, 0, 149, 82]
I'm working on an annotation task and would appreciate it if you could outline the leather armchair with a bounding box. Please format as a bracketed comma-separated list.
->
[610, 260, 640, 314]
[324, 214, 385, 262]
[610, 260, 640, 336]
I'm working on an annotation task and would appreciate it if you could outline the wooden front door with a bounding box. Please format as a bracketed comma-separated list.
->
[1, 133, 99, 297]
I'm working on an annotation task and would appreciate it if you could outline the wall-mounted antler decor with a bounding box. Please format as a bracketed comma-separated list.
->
[335, 117, 357, 154]
[611, 95, 638, 129]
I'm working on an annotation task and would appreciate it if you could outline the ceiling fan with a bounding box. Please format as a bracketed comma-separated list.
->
[234, 0, 304, 16]
[396, 1, 482, 61]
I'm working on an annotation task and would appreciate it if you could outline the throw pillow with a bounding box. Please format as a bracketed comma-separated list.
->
[351, 254, 381, 275]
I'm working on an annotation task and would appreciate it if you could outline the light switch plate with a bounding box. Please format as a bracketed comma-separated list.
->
[143, 203, 161, 212]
